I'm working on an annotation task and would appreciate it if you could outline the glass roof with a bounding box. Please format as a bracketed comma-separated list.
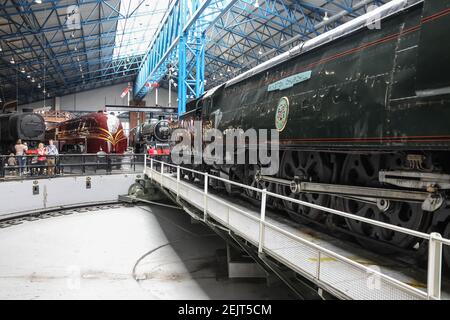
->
[113, 0, 172, 58]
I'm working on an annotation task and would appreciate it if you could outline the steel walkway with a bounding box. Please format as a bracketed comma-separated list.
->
[143, 158, 450, 300]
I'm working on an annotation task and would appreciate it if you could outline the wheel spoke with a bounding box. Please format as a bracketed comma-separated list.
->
[341, 154, 425, 250]
[279, 151, 331, 221]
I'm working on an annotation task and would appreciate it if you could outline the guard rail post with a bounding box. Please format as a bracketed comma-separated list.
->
[427, 232, 443, 300]
[258, 188, 267, 254]
[150, 158, 153, 181]
[176, 166, 180, 200]
[204, 172, 209, 222]
[161, 161, 164, 186]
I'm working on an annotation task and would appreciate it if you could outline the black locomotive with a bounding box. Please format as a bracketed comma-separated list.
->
[175, 0, 450, 268]
[132, 118, 171, 154]
[0, 112, 46, 154]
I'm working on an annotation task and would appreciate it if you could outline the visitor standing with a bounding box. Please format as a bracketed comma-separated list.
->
[46, 140, 58, 176]
[14, 139, 27, 176]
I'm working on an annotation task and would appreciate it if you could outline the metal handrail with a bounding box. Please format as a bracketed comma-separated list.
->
[149, 169, 428, 298]
[147, 157, 449, 300]
[1, 153, 147, 180]
[149, 158, 448, 244]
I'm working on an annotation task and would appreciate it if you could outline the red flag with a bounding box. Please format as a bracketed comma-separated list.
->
[120, 87, 129, 98]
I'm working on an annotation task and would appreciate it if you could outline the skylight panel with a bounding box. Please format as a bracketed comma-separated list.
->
[113, 0, 170, 59]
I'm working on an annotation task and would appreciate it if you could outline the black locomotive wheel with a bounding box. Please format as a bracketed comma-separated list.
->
[244, 165, 276, 206]
[340, 154, 426, 251]
[279, 151, 332, 222]
[444, 222, 450, 270]
[181, 169, 195, 182]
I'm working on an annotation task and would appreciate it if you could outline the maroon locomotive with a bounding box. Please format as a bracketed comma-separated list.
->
[46, 111, 128, 154]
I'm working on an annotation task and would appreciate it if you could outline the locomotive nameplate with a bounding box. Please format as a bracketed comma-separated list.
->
[275, 97, 289, 132]
[267, 70, 312, 91]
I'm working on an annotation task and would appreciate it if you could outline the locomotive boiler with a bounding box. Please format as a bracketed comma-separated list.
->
[0, 112, 46, 153]
[176, 0, 450, 267]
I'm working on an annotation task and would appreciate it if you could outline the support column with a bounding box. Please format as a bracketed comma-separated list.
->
[54, 96, 61, 111]
[176, 0, 205, 114]
[129, 99, 147, 130]
[226, 244, 266, 279]
[178, 34, 187, 114]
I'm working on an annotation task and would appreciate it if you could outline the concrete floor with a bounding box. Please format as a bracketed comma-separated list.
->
[0, 204, 294, 300]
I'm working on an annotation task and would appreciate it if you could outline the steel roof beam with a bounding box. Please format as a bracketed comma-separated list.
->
[0, 1, 155, 41]
[204, 0, 384, 86]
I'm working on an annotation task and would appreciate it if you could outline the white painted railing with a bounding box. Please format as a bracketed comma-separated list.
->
[145, 157, 450, 300]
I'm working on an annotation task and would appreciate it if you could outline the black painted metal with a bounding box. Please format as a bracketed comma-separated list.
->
[0, 112, 46, 153]
[196, 0, 450, 150]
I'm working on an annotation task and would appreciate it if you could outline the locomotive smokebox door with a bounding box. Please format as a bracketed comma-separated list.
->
[416, 0, 450, 97]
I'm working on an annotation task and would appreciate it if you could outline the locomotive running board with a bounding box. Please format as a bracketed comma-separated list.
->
[255, 173, 444, 212]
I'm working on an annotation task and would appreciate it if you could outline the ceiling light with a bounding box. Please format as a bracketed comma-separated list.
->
[37, 83, 41, 88]
[27, 74, 31, 79]
[323, 12, 329, 21]
[47, 93, 50, 97]
[43, 89, 46, 94]
[35, 0, 42, 3]
[31, 78, 35, 82]
[20, 67, 25, 73]
[10, 57, 15, 64]
[254, 0, 259, 8]
[258, 49, 263, 55]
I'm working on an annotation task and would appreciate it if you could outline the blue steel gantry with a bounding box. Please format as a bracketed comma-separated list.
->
[134, 0, 238, 113]
[133, 0, 387, 114]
